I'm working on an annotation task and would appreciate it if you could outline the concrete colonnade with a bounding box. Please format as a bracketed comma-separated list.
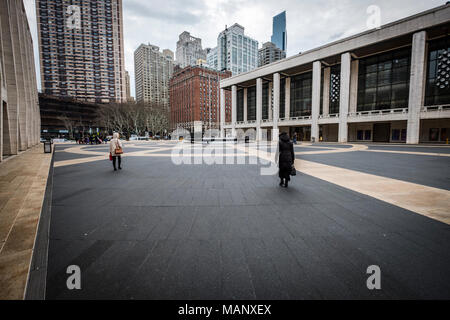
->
[0, 0, 40, 162]
[221, 29, 430, 144]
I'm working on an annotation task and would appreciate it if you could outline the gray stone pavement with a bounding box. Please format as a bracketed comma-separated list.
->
[41, 142, 450, 299]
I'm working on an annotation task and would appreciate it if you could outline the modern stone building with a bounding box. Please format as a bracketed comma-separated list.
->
[0, 0, 40, 162]
[169, 65, 231, 135]
[36, 0, 126, 103]
[213, 24, 259, 75]
[176, 31, 207, 69]
[220, 5, 450, 144]
[258, 42, 286, 67]
[134, 43, 174, 108]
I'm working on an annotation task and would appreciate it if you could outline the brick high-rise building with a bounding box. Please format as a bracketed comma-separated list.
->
[169, 66, 231, 134]
[36, 0, 126, 103]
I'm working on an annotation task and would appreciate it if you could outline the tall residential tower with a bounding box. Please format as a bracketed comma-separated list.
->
[36, 0, 126, 103]
[215, 24, 258, 75]
[134, 43, 174, 108]
[258, 41, 286, 67]
[176, 31, 207, 69]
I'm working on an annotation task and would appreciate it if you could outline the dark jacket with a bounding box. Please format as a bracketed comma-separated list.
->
[278, 133, 295, 179]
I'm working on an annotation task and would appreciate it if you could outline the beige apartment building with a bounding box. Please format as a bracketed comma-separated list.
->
[0, 0, 40, 162]
[36, 0, 126, 103]
[134, 43, 174, 108]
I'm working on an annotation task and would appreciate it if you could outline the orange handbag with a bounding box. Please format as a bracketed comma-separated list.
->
[115, 141, 123, 155]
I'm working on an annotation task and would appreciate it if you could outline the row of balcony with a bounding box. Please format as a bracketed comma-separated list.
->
[225, 105, 450, 126]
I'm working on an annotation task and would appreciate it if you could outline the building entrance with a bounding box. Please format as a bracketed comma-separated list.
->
[373, 123, 391, 142]
[290, 126, 310, 142]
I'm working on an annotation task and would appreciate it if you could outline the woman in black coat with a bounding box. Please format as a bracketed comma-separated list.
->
[278, 132, 295, 188]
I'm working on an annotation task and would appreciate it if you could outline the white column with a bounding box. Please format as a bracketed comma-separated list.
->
[243, 88, 248, 122]
[311, 61, 321, 142]
[273, 73, 280, 141]
[338, 52, 351, 143]
[349, 60, 359, 114]
[268, 82, 273, 121]
[285, 77, 291, 120]
[231, 85, 237, 136]
[322, 67, 330, 116]
[220, 88, 225, 137]
[256, 78, 263, 140]
[407, 31, 427, 144]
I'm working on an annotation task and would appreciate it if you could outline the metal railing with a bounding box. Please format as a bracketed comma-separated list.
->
[319, 113, 339, 119]
[422, 104, 450, 112]
[288, 115, 312, 121]
[348, 108, 407, 117]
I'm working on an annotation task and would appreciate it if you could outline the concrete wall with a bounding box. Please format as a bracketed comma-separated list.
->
[0, 0, 40, 162]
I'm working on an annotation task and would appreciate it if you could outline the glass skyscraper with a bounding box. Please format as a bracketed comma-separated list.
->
[215, 24, 258, 75]
[271, 11, 287, 51]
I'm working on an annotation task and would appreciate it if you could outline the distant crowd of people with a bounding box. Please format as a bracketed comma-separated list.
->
[77, 135, 109, 145]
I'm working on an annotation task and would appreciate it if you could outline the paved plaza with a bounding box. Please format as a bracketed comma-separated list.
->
[29, 141, 450, 299]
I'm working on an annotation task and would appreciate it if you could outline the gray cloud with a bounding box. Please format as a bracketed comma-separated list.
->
[125, 0, 201, 25]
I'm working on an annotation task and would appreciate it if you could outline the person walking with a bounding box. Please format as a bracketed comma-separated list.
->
[278, 132, 295, 188]
[109, 132, 123, 171]
[293, 132, 297, 144]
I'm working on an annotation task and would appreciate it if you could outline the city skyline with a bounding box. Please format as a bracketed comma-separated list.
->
[24, 0, 446, 98]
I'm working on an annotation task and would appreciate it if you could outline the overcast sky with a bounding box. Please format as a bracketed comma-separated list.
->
[24, 0, 445, 98]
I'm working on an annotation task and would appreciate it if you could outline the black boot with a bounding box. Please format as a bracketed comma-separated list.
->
[284, 180, 289, 188]
[279, 178, 284, 187]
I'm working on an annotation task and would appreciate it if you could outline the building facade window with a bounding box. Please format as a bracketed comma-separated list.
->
[247, 86, 256, 121]
[357, 47, 411, 112]
[280, 78, 286, 118]
[237, 89, 244, 121]
[262, 83, 269, 120]
[329, 65, 341, 114]
[290, 72, 312, 117]
[425, 35, 450, 106]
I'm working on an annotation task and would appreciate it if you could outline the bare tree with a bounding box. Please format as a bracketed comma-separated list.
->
[58, 114, 77, 139]
[96, 101, 170, 139]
